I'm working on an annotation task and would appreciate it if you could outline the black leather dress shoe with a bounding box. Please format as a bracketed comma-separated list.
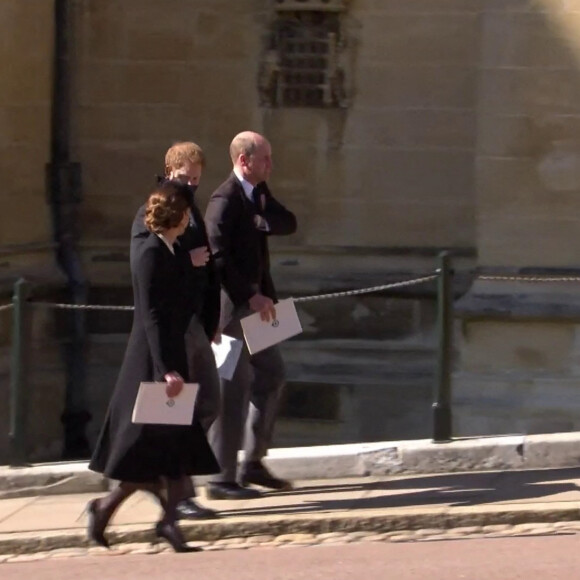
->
[176, 498, 219, 520]
[206, 482, 262, 500]
[240, 461, 293, 491]
[85, 499, 110, 549]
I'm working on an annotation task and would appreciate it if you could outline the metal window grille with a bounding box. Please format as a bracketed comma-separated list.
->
[260, 6, 347, 108]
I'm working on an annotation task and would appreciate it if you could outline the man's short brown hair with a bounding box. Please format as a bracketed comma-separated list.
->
[164, 141, 206, 175]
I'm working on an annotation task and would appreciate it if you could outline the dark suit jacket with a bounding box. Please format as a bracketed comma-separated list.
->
[131, 201, 221, 341]
[204, 174, 297, 308]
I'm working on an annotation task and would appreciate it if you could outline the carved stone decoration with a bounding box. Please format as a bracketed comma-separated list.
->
[259, 1, 351, 108]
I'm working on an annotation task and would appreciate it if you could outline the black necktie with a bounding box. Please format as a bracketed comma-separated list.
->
[252, 186, 263, 215]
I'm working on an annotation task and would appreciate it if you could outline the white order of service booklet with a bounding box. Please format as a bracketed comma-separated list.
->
[211, 335, 244, 380]
[132, 382, 199, 425]
[240, 298, 303, 355]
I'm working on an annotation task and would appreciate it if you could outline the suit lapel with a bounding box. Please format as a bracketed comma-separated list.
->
[230, 172, 255, 214]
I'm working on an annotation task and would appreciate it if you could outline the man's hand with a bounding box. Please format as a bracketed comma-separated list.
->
[190, 246, 210, 267]
[254, 214, 269, 232]
[249, 293, 276, 322]
[164, 371, 184, 398]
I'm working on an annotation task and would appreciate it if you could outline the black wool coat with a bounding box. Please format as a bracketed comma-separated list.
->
[131, 198, 221, 341]
[89, 235, 219, 482]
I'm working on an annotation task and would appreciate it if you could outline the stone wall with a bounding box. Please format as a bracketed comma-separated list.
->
[454, 0, 580, 437]
[0, 1, 53, 250]
[69, 0, 479, 283]
[1, 0, 481, 281]
[476, 0, 580, 268]
[64, 0, 482, 457]
[0, 1, 65, 463]
[6, 0, 580, 459]
[0, 0, 57, 292]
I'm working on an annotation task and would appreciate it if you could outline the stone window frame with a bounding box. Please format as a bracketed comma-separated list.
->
[259, 0, 350, 108]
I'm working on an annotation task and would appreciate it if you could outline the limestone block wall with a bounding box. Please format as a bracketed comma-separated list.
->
[476, 0, 580, 268]
[0, 1, 53, 249]
[16, 1, 580, 454]
[0, 0, 55, 289]
[0, 0, 485, 459]
[0, 1, 63, 463]
[454, 318, 580, 435]
[73, 0, 269, 245]
[69, 0, 481, 286]
[0, 303, 68, 463]
[301, 0, 480, 250]
[454, 0, 580, 437]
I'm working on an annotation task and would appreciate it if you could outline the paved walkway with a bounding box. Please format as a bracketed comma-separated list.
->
[1, 467, 580, 556]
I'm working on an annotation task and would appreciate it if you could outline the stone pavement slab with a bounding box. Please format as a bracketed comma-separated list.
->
[0, 468, 580, 555]
[4, 432, 580, 498]
[0, 461, 107, 496]
[0, 497, 34, 525]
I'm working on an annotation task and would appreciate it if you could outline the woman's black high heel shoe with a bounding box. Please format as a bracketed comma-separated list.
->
[85, 499, 110, 549]
[155, 521, 200, 553]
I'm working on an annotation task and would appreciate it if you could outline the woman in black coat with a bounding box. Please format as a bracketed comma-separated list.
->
[87, 181, 219, 552]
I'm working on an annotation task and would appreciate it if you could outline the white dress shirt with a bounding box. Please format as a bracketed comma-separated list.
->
[233, 167, 256, 203]
[233, 168, 269, 231]
[157, 233, 175, 255]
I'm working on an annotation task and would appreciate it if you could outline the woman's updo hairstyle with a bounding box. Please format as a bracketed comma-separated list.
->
[144, 180, 191, 234]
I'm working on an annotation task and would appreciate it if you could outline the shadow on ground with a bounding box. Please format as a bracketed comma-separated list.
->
[218, 467, 580, 517]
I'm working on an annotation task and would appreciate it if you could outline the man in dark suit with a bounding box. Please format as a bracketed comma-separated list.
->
[131, 142, 221, 518]
[204, 131, 297, 500]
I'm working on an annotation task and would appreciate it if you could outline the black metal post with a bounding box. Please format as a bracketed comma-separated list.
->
[9, 278, 32, 467]
[432, 251, 453, 443]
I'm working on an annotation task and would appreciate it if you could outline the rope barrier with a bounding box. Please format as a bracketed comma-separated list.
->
[18, 274, 579, 313]
[479, 275, 580, 283]
[293, 274, 438, 303]
[25, 273, 439, 311]
[32, 303, 135, 311]
[0, 303, 13, 313]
